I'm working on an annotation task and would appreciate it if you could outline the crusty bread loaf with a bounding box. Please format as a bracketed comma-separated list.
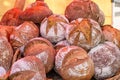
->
[65, 0, 105, 25]
[65, 0, 105, 26]
[66, 18, 103, 50]
[40, 14, 69, 43]
[1, 8, 23, 26]
[88, 41, 120, 80]
[55, 46, 94, 80]
[10, 56, 46, 80]
[0, 36, 13, 78]
[0, 0, 25, 26]
[102, 25, 120, 48]
[10, 21, 39, 49]
[19, 1, 53, 23]
[24, 37, 55, 73]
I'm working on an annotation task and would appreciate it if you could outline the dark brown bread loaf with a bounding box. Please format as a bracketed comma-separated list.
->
[65, 0, 105, 26]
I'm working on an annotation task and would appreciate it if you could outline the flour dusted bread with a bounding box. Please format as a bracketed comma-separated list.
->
[24, 37, 55, 73]
[66, 18, 103, 50]
[55, 46, 94, 80]
[88, 41, 120, 80]
[0, 36, 13, 78]
[40, 14, 69, 43]
[10, 21, 39, 49]
[10, 56, 46, 80]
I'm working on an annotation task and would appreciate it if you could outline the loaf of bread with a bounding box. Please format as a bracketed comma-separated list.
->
[19, 1, 53, 23]
[66, 18, 103, 50]
[1, 8, 23, 26]
[23, 37, 55, 73]
[88, 41, 120, 80]
[102, 25, 120, 48]
[10, 21, 39, 49]
[10, 56, 46, 80]
[0, 36, 13, 78]
[40, 14, 69, 43]
[55, 46, 94, 80]
[0, 0, 25, 26]
[65, 0, 105, 26]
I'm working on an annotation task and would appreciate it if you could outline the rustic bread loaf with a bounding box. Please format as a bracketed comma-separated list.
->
[55, 46, 94, 80]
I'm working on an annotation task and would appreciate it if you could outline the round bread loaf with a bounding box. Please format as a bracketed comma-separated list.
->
[10, 21, 39, 49]
[23, 37, 55, 73]
[0, 0, 25, 26]
[10, 56, 46, 80]
[40, 14, 69, 43]
[65, 0, 105, 26]
[102, 25, 120, 48]
[19, 1, 53, 23]
[1, 8, 23, 26]
[88, 41, 120, 80]
[66, 18, 103, 50]
[55, 46, 94, 80]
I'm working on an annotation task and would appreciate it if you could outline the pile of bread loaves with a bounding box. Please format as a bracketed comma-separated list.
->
[0, 0, 120, 80]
